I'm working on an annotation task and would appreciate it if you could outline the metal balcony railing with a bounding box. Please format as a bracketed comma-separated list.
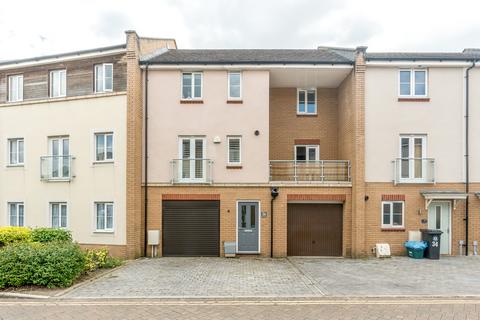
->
[393, 158, 435, 184]
[269, 160, 351, 183]
[40, 155, 74, 181]
[170, 159, 213, 184]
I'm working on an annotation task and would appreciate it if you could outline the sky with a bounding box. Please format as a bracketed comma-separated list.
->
[1, 0, 480, 60]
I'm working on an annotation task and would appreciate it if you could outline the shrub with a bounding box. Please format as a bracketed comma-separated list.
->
[84, 248, 122, 272]
[0, 242, 85, 288]
[0, 227, 31, 247]
[30, 228, 72, 243]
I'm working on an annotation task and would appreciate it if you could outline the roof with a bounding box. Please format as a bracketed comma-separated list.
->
[143, 49, 354, 65]
[420, 190, 468, 199]
[366, 51, 480, 61]
[0, 44, 126, 67]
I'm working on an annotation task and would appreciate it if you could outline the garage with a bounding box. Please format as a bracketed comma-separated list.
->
[287, 203, 343, 256]
[162, 200, 220, 257]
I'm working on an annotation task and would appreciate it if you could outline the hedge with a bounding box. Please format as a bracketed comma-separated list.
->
[0, 227, 31, 246]
[0, 242, 86, 288]
[30, 228, 72, 243]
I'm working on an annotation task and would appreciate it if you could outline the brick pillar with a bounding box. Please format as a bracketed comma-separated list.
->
[125, 30, 144, 259]
[351, 46, 367, 257]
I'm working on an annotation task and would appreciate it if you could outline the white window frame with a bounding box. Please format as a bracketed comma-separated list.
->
[50, 202, 68, 229]
[381, 201, 405, 228]
[398, 69, 428, 97]
[399, 135, 427, 182]
[228, 71, 242, 100]
[178, 136, 207, 182]
[94, 63, 113, 93]
[297, 88, 317, 115]
[94, 202, 114, 232]
[294, 145, 320, 162]
[8, 202, 24, 227]
[181, 72, 203, 100]
[49, 69, 67, 98]
[7, 138, 24, 166]
[8, 74, 23, 102]
[227, 136, 242, 165]
[94, 132, 114, 163]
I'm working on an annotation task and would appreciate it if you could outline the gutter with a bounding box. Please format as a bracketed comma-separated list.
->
[143, 63, 150, 257]
[465, 60, 476, 256]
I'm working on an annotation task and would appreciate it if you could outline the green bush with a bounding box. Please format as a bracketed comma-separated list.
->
[84, 248, 122, 272]
[0, 227, 31, 246]
[0, 242, 85, 288]
[30, 228, 72, 243]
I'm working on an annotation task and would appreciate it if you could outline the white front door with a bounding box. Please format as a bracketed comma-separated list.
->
[428, 202, 451, 254]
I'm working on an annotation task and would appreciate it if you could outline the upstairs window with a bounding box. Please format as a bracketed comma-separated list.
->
[182, 72, 202, 99]
[382, 201, 404, 228]
[95, 63, 113, 93]
[95, 132, 114, 162]
[297, 89, 316, 114]
[8, 202, 24, 227]
[8, 75, 23, 102]
[8, 138, 24, 166]
[95, 202, 114, 232]
[228, 72, 242, 99]
[227, 136, 242, 165]
[50, 69, 66, 98]
[295, 145, 319, 162]
[399, 69, 427, 97]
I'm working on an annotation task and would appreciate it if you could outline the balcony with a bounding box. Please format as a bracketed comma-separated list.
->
[393, 158, 435, 184]
[171, 159, 213, 184]
[40, 155, 74, 182]
[269, 160, 351, 183]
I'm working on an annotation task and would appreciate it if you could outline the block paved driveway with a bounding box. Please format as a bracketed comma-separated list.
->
[63, 256, 480, 298]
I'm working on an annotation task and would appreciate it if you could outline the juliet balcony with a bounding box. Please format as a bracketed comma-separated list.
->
[269, 160, 351, 183]
[170, 159, 214, 184]
[40, 155, 74, 182]
[393, 158, 435, 184]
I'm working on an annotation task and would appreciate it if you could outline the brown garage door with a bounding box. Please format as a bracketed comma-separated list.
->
[162, 200, 220, 257]
[287, 203, 343, 256]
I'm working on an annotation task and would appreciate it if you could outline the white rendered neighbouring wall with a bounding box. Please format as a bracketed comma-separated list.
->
[0, 95, 127, 245]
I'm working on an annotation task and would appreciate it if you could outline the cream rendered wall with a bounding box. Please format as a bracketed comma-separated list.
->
[146, 70, 270, 184]
[0, 95, 127, 245]
[365, 67, 464, 183]
[469, 67, 480, 183]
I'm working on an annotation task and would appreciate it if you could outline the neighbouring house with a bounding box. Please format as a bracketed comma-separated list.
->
[2, 30, 480, 258]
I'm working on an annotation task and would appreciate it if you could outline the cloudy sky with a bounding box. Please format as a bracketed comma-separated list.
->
[1, 0, 480, 60]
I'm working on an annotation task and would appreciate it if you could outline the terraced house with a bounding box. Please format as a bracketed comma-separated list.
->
[2, 30, 480, 258]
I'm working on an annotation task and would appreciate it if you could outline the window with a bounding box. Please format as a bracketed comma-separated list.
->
[50, 202, 67, 228]
[399, 69, 427, 97]
[182, 72, 202, 99]
[95, 202, 114, 232]
[8, 75, 23, 102]
[400, 135, 426, 180]
[95, 63, 113, 93]
[179, 136, 206, 181]
[382, 201, 404, 228]
[49, 137, 70, 179]
[8, 202, 24, 227]
[228, 72, 241, 99]
[95, 132, 113, 162]
[295, 145, 319, 162]
[227, 136, 241, 165]
[8, 138, 24, 165]
[50, 69, 66, 97]
[297, 89, 316, 114]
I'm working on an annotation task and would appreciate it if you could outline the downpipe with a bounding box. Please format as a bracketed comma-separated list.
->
[270, 187, 279, 258]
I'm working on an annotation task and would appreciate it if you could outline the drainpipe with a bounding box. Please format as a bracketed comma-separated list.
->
[465, 60, 475, 256]
[270, 187, 279, 258]
[143, 63, 150, 257]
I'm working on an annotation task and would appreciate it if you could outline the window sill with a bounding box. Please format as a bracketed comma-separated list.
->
[398, 97, 430, 102]
[227, 100, 243, 104]
[226, 165, 243, 169]
[296, 113, 318, 117]
[180, 99, 203, 104]
[93, 161, 114, 165]
[94, 230, 115, 234]
[381, 228, 405, 232]
[6, 164, 24, 168]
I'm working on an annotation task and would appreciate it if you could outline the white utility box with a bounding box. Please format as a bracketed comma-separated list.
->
[148, 230, 160, 245]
